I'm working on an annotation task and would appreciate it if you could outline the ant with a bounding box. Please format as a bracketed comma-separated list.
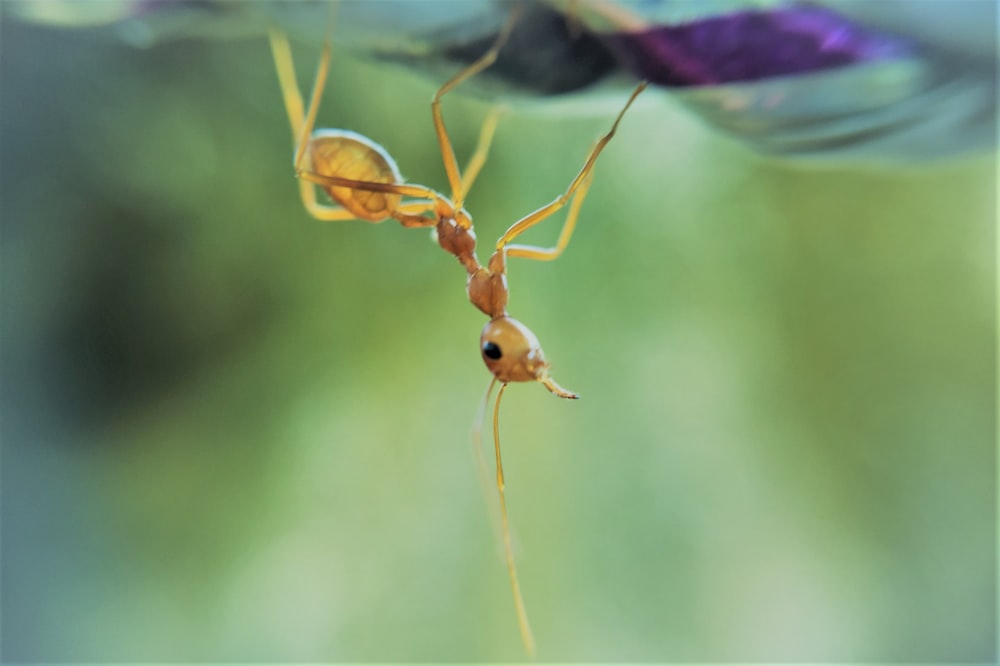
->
[268, 7, 645, 657]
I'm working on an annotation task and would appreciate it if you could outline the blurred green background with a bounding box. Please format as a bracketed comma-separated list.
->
[1, 12, 996, 663]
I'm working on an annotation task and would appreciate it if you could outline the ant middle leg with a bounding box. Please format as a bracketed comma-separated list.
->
[457, 106, 505, 208]
[431, 6, 522, 207]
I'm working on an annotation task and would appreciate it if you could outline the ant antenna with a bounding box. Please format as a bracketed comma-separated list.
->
[492, 381, 536, 657]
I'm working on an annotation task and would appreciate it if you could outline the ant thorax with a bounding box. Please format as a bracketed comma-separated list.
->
[467, 266, 508, 319]
[434, 215, 478, 270]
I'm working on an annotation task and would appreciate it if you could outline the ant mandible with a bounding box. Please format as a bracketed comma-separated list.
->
[269, 7, 645, 657]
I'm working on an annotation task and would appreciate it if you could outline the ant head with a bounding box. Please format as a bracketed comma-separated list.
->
[480, 317, 578, 399]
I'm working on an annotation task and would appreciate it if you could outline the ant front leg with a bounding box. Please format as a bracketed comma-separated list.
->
[502, 171, 594, 261]
[496, 82, 648, 260]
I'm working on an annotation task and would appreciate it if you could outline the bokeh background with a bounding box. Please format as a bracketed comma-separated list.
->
[1, 8, 996, 663]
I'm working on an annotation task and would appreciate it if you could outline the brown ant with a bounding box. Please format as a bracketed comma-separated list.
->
[268, 9, 645, 657]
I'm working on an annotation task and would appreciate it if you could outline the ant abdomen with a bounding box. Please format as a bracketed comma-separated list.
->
[309, 129, 402, 220]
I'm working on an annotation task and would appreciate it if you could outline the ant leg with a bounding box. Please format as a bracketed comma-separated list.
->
[271, 27, 350, 223]
[431, 6, 521, 204]
[495, 82, 647, 258]
[271, 25, 441, 227]
[297, 186, 436, 225]
[295, 179, 379, 222]
[268, 28, 356, 222]
[268, 29, 306, 143]
[457, 106, 505, 208]
[297, 170, 444, 224]
[393, 201, 439, 228]
[294, 38, 332, 172]
[505, 172, 593, 261]
[267, 26, 333, 172]
[298, 171, 447, 202]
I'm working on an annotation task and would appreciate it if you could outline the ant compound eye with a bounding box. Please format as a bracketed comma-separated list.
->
[482, 341, 503, 360]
